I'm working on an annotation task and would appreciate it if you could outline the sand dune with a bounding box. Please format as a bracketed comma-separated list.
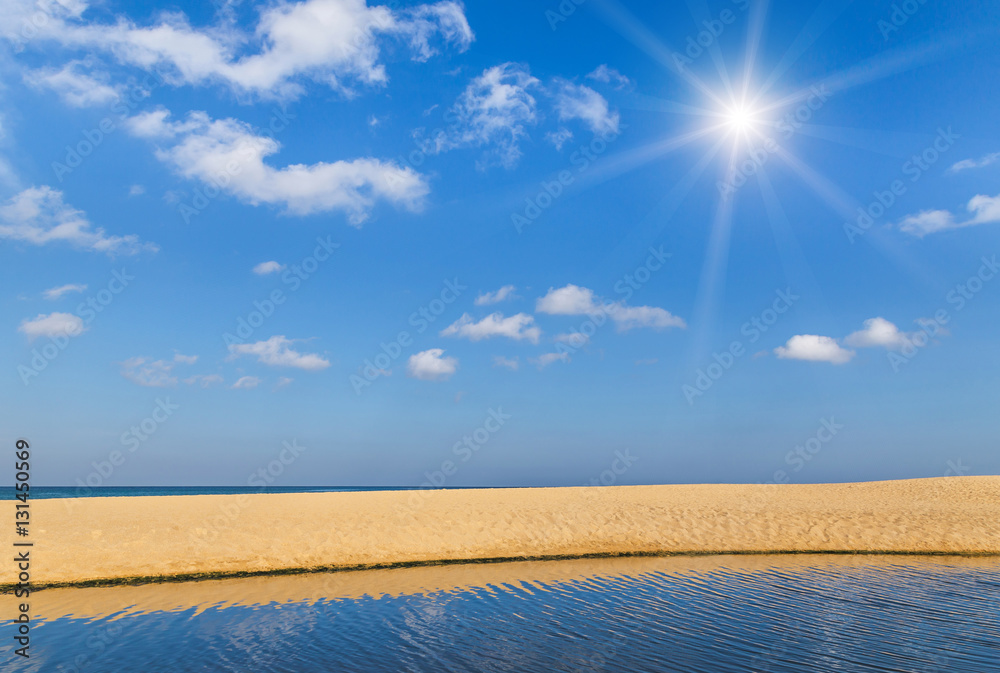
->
[3, 477, 999, 589]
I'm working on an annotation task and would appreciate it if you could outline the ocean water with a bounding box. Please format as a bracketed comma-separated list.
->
[4, 555, 999, 672]
[0, 486, 437, 499]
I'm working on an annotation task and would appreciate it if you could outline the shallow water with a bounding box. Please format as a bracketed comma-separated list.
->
[4, 555, 999, 672]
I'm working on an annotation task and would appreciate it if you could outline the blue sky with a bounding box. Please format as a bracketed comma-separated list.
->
[2, 0, 999, 487]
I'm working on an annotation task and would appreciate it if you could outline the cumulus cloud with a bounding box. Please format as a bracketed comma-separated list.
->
[407, 348, 457, 380]
[898, 193, 1000, 237]
[441, 312, 541, 343]
[586, 64, 631, 89]
[120, 356, 178, 387]
[9, 0, 472, 99]
[228, 336, 329, 370]
[430, 62, 540, 168]
[127, 109, 428, 225]
[948, 152, 1000, 173]
[474, 284, 516, 305]
[232, 376, 261, 389]
[844, 317, 909, 350]
[253, 261, 285, 275]
[0, 186, 156, 254]
[531, 351, 569, 368]
[18, 312, 85, 340]
[24, 61, 119, 107]
[774, 335, 855, 364]
[493, 355, 519, 370]
[43, 283, 87, 300]
[535, 284, 685, 332]
[551, 79, 619, 135]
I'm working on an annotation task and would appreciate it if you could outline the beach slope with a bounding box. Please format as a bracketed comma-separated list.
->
[4, 477, 999, 588]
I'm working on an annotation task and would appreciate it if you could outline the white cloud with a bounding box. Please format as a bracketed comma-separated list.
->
[0, 186, 156, 254]
[493, 355, 519, 370]
[531, 351, 569, 368]
[774, 335, 855, 365]
[173, 353, 198, 364]
[536, 284, 685, 332]
[474, 284, 516, 305]
[844, 317, 908, 350]
[898, 193, 1000, 237]
[24, 61, 119, 107]
[232, 375, 261, 389]
[127, 109, 427, 225]
[18, 312, 85, 340]
[441, 312, 541, 343]
[545, 127, 573, 150]
[253, 260, 285, 275]
[275, 376, 294, 389]
[407, 348, 457, 380]
[184, 374, 224, 388]
[228, 335, 330, 371]
[552, 79, 619, 135]
[12, 0, 472, 99]
[536, 284, 600, 315]
[128, 184, 145, 196]
[120, 356, 177, 387]
[586, 64, 631, 89]
[43, 283, 87, 300]
[431, 62, 540, 168]
[948, 152, 1000, 173]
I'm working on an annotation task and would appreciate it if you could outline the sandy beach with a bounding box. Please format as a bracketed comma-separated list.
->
[4, 477, 999, 589]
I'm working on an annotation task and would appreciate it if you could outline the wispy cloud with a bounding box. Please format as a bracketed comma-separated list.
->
[474, 284, 516, 305]
[43, 283, 87, 300]
[441, 312, 541, 343]
[898, 193, 1000, 237]
[228, 336, 330, 371]
[948, 152, 1000, 173]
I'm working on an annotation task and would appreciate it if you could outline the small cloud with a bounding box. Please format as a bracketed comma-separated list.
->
[128, 185, 146, 197]
[43, 283, 87, 300]
[587, 65, 632, 90]
[454, 390, 466, 403]
[474, 284, 517, 305]
[232, 375, 261, 389]
[173, 353, 198, 364]
[551, 79, 619, 135]
[774, 335, 854, 365]
[253, 261, 285, 275]
[948, 152, 1000, 173]
[536, 284, 685, 332]
[275, 376, 293, 389]
[844, 317, 908, 350]
[368, 114, 382, 128]
[531, 351, 570, 368]
[184, 374, 224, 388]
[19, 312, 85, 340]
[407, 348, 458, 381]
[121, 356, 177, 387]
[898, 193, 1000, 237]
[493, 355, 519, 370]
[545, 128, 573, 150]
[441, 312, 541, 343]
[228, 336, 330, 371]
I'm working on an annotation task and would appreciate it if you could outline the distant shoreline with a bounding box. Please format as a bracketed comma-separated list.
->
[4, 477, 999, 590]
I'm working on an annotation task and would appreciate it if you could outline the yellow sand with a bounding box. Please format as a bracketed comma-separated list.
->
[3, 477, 999, 588]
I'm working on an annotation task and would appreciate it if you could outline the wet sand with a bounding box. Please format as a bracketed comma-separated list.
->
[3, 477, 998, 589]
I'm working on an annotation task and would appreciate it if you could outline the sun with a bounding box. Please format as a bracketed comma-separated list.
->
[721, 102, 761, 135]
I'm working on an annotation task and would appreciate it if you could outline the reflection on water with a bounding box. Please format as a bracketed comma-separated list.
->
[4, 555, 999, 672]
